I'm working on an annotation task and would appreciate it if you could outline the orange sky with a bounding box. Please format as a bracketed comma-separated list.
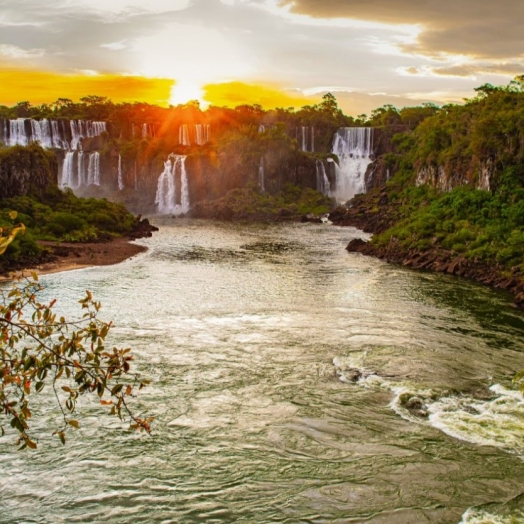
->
[0, 69, 320, 110]
[0, 69, 175, 107]
[202, 82, 317, 109]
[1, 0, 520, 116]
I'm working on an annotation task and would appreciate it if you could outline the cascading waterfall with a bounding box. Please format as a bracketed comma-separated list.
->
[61, 152, 76, 188]
[77, 152, 86, 187]
[315, 160, 330, 195]
[179, 125, 190, 146]
[331, 127, 374, 202]
[9, 119, 28, 146]
[87, 152, 101, 186]
[258, 157, 265, 193]
[61, 151, 100, 189]
[258, 125, 266, 133]
[297, 126, 314, 152]
[1, 118, 106, 150]
[51, 121, 67, 149]
[194, 124, 210, 145]
[142, 123, 148, 138]
[155, 154, 190, 215]
[301, 127, 307, 151]
[118, 154, 124, 190]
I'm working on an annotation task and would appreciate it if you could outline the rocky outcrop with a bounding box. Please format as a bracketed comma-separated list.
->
[127, 217, 159, 239]
[415, 158, 496, 192]
[0, 145, 57, 199]
[328, 188, 399, 233]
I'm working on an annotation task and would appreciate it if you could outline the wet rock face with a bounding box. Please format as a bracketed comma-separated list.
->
[127, 217, 160, 240]
[399, 393, 429, 418]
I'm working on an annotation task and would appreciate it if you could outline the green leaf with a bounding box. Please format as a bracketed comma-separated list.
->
[111, 384, 124, 396]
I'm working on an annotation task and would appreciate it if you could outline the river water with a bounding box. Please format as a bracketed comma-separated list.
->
[2, 219, 524, 523]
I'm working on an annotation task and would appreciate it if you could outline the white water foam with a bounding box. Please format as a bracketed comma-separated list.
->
[460, 507, 524, 524]
[334, 357, 524, 456]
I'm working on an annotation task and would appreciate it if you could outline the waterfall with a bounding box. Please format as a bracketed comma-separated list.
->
[51, 121, 67, 149]
[331, 127, 374, 202]
[258, 157, 265, 193]
[179, 158, 190, 213]
[9, 119, 28, 146]
[194, 124, 210, 145]
[195, 124, 203, 145]
[87, 152, 101, 185]
[258, 125, 265, 133]
[61, 152, 76, 188]
[315, 160, 330, 195]
[3, 118, 106, 150]
[30, 119, 52, 148]
[179, 125, 190, 146]
[297, 126, 314, 152]
[89, 121, 106, 137]
[142, 123, 148, 138]
[61, 150, 101, 189]
[77, 152, 86, 186]
[118, 154, 124, 190]
[70, 121, 81, 150]
[155, 154, 190, 215]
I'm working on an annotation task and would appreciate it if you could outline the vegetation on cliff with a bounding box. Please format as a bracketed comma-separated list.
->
[337, 76, 524, 304]
[0, 194, 143, 274]
[191, 184, 332, 221]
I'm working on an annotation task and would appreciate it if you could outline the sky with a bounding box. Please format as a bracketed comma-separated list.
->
[0, 0, 522, 115]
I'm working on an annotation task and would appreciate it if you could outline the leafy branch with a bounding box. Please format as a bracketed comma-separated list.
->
[0, 273, 152, 449]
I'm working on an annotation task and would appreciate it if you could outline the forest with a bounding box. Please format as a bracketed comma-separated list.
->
[1, 77, 524, 290]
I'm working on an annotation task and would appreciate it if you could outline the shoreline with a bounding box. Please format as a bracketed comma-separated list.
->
[0, 238, 148, 282]
[328, 196, 524, 309]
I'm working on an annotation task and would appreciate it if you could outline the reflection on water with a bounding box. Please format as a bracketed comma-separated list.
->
[1, 219, 524, 524]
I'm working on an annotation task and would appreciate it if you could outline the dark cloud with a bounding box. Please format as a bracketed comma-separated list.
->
[279, 0, 524, 59]
[406, 62, 524, 79]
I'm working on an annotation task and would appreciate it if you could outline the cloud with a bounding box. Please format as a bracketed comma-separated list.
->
[402, 62, 524, 79]
[278, 0, 524, 59]
[0, 0, 519, 109]
[0, 44, 44, 60]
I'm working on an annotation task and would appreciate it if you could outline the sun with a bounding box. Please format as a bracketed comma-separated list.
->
[169, 80, 205, 106]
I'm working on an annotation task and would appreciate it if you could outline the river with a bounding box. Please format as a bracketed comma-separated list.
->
[2, 219, 524, 523]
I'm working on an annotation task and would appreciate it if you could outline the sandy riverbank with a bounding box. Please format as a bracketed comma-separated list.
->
[0, 238, 147, 281]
